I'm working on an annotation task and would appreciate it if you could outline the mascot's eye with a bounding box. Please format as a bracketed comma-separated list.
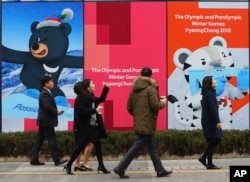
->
[37, 37, 40, 43]
[201, 58, 206, 65]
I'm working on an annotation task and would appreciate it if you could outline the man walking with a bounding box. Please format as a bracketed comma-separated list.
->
[114, 67, 173, 178]
[30, 76, 67, 166]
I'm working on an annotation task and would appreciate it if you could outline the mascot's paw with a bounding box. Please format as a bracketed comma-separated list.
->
[54, 96, 70, 107]
[237, 69, 249, 90]
[24, 89, 40, 99]
[167, 95, 178, 104]
[215, 76, 227, 96]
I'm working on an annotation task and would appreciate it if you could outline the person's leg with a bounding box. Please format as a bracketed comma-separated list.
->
[199, 147, 209, 167]
[207, 138, 221, 167]
[43, 127, 61, 163]
[30, 127, 45, 163]
[116, 135, 147, 171]
[147, 134, 165, 172]
[199, 137, 214, 166]
[82, 143, 94, 168]
[93, 139, 110, 173]
[64, 144, 86, 174]
[114, 135, 147, 178]
[200, 149, 208, 160]
[67, 148, 81, 168]
[74, 152, 83, 167]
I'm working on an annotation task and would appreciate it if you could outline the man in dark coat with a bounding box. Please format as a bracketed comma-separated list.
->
[113, 67, 173, 178]
[30, 76, 67, 166]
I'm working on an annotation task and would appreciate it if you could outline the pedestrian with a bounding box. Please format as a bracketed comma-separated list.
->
[113, 67, 173, 178]
[64, 79, 110, 175]
[30, 76, 67, 166]
[72, 81, 94, 171]
[198, 76, 223, 169]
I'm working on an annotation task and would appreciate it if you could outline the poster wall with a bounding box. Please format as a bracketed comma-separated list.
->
[1, 1, 249, 132]
[1, 1, 84, 132]
[167, 1, 249, 130]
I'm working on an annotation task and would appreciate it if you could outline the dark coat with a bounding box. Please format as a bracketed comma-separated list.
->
[73, 86, 109, 146]
[201, 90, 223, 139]
[127, 77, 165, 135]
[37, 88, 59, 127]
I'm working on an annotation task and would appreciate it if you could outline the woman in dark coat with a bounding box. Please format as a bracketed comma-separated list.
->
[64, 79, 110, 175]
[198, 76, 223, 170]
[72, 82, 94, 171]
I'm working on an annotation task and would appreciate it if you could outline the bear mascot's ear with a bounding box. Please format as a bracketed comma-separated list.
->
[59, 23, 72, 36]
[31, 21, 39, 33]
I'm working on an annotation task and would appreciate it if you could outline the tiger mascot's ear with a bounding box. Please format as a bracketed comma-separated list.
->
[209, 36, 227, 47]
[173, 48, 192, 70]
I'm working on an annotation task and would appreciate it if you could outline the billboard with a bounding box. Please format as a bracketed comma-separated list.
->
[167, 1, 249, 130]
[1, 1, 84, 131]
[1, 1, 249, 132]
[84, 1, 167, 130]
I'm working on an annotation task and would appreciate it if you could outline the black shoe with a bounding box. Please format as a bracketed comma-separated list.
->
[113, 167, 129, 179]
[55, 159, 68, 166]
[30, 160, 45, 166]
[63, 165, 73, 175]
[80, 164, 93, 171]
[198, 158, 207, 167]
[74, 166, 86, 171]
[98, 166, 111, 174]
[207, 164, 221, 170]
[157, 170, 173, 177]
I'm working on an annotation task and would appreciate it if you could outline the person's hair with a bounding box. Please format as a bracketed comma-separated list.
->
[141, 67, 152, 77]
[41, 76, 52, 87]
[201, 76, 213, 95]
[81, 79, 94, 100]
[73, 81, 84, 95]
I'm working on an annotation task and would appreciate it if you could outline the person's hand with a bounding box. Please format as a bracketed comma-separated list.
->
[160, 98, 167, 105]
[58, 110, 64, 115]
[105, 83, 110, 88]
[96, 105, 103, 114]
[216, 123, 222, 129]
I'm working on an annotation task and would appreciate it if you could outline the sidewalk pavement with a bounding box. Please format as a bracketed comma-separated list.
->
[0, 158, 249, 182]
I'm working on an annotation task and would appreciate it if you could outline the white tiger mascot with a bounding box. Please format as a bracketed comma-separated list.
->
[168, 36, 249, 129]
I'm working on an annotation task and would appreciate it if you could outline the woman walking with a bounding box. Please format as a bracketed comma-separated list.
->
[198, 76, 223, 170]
[71, 81, 94, 172]
[64, 79, 110, 175]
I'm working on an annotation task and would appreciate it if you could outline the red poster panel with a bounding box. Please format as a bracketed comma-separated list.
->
[85, 2, 167, 131]
[167, 1, 249, 130]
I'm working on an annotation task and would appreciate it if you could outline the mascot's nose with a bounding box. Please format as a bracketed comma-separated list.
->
[32, 43, 39, 50]
[209, 60, 223, 67]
